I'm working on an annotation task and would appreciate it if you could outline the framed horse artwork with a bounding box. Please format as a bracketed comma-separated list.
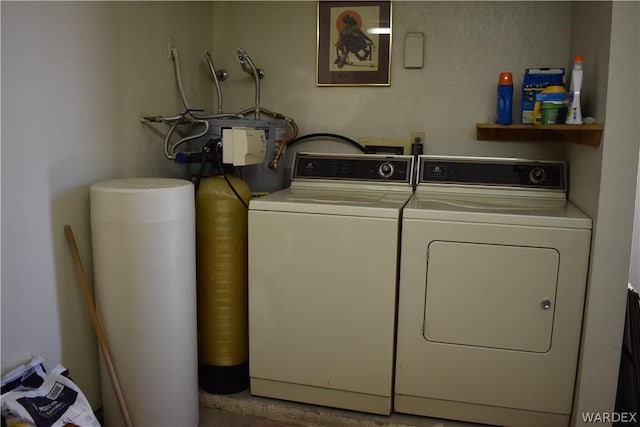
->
[316, 0, 392, 86]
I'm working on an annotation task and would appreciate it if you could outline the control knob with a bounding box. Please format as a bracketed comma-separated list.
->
[529, 167, 546, 184]
[378, 162, 395, 178]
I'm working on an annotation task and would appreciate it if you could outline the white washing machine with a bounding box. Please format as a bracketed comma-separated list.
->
[394, 156, 592, 427]
[248, 152, 414, 415]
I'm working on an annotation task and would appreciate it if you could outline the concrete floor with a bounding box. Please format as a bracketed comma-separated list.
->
[198, 390, 486, 427]
[199, 407, 299, 427]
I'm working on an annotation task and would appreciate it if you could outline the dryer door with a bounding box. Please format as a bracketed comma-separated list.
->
[395, 218, 591, 419]
[423, 241, 559, 352]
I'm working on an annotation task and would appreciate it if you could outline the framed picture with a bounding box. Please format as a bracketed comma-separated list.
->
[316, 0, 392, 86]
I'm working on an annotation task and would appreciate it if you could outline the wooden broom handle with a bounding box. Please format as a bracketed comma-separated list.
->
[64, 225, 133, 427]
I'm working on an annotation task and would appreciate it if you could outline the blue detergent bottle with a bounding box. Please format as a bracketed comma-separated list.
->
[497, 72, 513, 125]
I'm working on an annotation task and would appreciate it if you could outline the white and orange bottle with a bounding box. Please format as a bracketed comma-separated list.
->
[566, 55, 584, 124]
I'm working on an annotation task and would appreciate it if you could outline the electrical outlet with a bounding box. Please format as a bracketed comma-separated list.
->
[167, 36, 176, 60]
[411, 131, 425, 144]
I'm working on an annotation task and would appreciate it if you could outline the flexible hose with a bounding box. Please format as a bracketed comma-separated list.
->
[162, 113, 210, 160]
[237, 106, 286, 121]
[237, 48, 261, 120]
[170, 120, 209, 155]
[194, 139, 218, 193]
[284, 133, 368, 153]
[163, 120, 181, 160]
[269, 119, 299, 169]
[166, 46, 341, 172]
[205, 51, 224, 114]
[171, 47, 242, 120]
[171, 47, 191, 114]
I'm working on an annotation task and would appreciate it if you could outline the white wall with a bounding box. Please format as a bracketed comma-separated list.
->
[1, 1, 213, 407]
[565, 2, 611, 217]
[572, 2, 640, 424]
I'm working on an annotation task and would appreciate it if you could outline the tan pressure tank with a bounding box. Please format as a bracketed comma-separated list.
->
[196, 175, 251, 394]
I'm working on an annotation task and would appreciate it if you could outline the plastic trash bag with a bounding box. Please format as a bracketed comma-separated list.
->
[1, 355, 47, 396]
[1, 355, 100, 427]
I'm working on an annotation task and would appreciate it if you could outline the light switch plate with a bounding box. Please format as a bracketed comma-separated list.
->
[404, 32, 424, 69]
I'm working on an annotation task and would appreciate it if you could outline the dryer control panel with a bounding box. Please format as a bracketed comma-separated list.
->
[419, 156, 566, 190]
[293, 153, 413, 184]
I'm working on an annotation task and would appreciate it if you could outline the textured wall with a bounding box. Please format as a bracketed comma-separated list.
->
[211, 1, 571, 160]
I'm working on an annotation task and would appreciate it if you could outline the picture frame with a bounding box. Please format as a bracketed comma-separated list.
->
[316, 0, 392, 86]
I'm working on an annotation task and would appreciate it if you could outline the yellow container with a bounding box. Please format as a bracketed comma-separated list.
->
[533, 85, 568, 125]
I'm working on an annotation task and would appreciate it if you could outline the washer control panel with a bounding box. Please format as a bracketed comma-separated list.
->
[293, 153, 413, 184]
[419, 156, 566, 190]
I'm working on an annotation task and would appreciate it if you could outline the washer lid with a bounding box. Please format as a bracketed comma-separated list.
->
[403, 194, 592, 229]
[249, 187, 412, 218]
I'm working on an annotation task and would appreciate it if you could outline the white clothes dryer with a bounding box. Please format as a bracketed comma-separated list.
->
[394, 156, 592, 427]
[248, 153, 414, 415]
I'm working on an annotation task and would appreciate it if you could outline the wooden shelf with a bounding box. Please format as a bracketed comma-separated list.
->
[476, 123, 604, 147]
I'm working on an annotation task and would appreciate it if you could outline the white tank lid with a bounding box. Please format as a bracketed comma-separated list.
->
[91, 178, 194, 223]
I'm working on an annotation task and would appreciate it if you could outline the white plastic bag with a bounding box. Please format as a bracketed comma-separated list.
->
[1, 355, 47, 395]
[1, 356, 100, 427]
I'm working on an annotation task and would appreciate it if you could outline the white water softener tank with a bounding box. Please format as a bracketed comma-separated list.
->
[90, 178, 199, 427]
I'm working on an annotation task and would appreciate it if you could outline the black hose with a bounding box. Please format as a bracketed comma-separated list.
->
[193, 155, 208, 194]
[215, 145, 249, 210]
[193, 139, 218, 194]
[286, 133, 368, 153]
